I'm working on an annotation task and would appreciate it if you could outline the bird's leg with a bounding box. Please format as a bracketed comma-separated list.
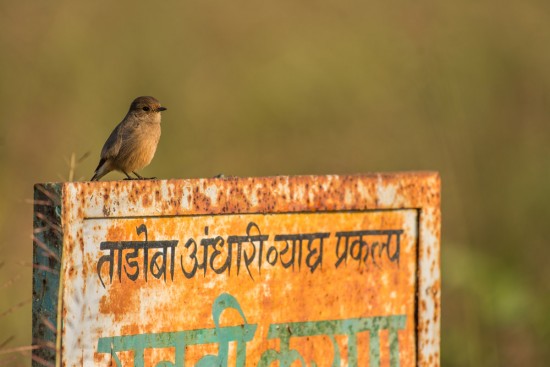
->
[123, 171, 136, 180]
[132, 171, 157, 180]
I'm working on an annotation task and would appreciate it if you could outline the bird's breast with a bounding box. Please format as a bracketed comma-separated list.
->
[115, 123, 161, 172]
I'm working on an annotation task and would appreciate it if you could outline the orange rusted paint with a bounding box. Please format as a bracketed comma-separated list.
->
[33, 172, 440, 366]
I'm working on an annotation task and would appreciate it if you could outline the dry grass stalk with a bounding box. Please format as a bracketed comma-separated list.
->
[31, 235, 60, 262]
[0, 298, 32, 319]
[0, 274, 21, 290]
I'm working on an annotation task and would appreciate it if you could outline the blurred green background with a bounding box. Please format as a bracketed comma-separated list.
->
[1, 0, 549, 365]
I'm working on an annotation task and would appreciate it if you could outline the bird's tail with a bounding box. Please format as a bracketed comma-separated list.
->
[91, 158, 109, 181]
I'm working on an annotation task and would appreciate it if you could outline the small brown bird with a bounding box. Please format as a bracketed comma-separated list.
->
[91, 96, 167, 181]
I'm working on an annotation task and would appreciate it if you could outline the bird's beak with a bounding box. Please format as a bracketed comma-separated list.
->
[157, 107, 167, 112]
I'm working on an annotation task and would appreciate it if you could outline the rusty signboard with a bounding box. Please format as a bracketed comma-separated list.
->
[33, 173, 440, 366]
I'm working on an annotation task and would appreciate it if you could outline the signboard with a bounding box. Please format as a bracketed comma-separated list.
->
[32, 173, 440, 366]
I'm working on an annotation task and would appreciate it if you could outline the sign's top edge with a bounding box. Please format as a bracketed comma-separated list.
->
[35, 171, 440, 187]
[33, 172, 440, 218]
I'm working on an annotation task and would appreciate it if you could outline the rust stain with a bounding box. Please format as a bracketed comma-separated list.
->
[75, 173, 436, 217]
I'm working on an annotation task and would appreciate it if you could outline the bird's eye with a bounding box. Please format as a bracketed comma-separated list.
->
[142, 106, 150, 112]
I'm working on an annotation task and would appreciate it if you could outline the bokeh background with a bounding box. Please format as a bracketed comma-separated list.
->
[1, 0, 549, 365]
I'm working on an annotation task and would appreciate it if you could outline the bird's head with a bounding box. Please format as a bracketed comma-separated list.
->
[129, 96, 167, 121]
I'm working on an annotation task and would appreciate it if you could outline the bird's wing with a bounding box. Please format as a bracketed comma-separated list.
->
[100, 121, 125, 159]
[101, 117, 143, 160]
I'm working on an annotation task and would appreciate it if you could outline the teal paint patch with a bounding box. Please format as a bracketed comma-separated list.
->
[261, 314, 406, 367]
[97, 293, 406, 367]
[98, 293, 257, 367]
[32, 183, 63, 365]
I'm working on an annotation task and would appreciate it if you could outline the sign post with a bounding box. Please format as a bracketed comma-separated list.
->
[33, 173, 440, 366]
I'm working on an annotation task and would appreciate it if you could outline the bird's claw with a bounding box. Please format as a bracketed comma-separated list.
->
[124, 176, 156, 180]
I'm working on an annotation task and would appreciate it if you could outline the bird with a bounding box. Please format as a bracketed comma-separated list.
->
[91, 96, 167, 181]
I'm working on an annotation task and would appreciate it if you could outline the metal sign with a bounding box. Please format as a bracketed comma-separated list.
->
[33, 173, 440, 366]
